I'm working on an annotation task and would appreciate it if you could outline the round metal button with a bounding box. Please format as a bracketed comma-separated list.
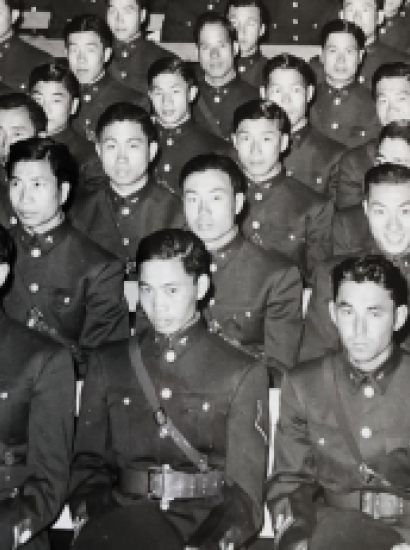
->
[84, 94, 91, 102]
[63, 297, 70, 305]
[122, 207, 130, 216]
[363, 386, 374, 398]
[239, 65, 245, 73]
[123, 238, 130, 246]
[164, 164, 171, 172]
[209, 298, 215, 306]
[122, 51, 129, 57]
[334, 97, 341, 105]
[255, 192, 263, 200]
[318, 437, 325, 445]
[29, 283, 39, 293]
[31, 248, 41, 258]
[210, 263, 217, 273]
[361, 427, 372, 439]
[331, 122, 339, 130]
[10, 216, 17, 225]
[166, 138, 174, 146]
[202, 402, 210, 411]
[161, 388, 172, 399]
[252, 221, 260, 229]
[0, 392, 7, 399]
[165, 350, 176, 362]
[214, 96, 221, 103]
[359, 75, 365, 83]
[123, 397, 130, 405]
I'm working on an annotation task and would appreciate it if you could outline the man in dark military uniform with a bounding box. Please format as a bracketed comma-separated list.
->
[181, 153, 303, 387]
[336, 62, 410, 209]
[28, 63, 102, 186]
[70, 102, 183, 277]
[310, 20, 380, 149]
[233, 99, 334, 282]
[4, 137, 129, 377]
[300, 163, 410, 362]
[0, 224, 75, 550]
[106, 0, 172, 96]
[69, 228, 269, 550]
[191, 13, 258, 141]
[309, 0, 410, 90]
[268, 253, 410, 550]
[379, 0, 410, 53]
[261, 53, 345, 198]
[152, 0, 230, 43]
[148, 57, 229, 196]
[226, 0, 268, 89]
[63, 14, 148, 142]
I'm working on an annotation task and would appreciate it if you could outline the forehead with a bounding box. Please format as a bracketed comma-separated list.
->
[31, 80, 71, 96]
[268, 67, 306, 88]
[324, 31, 359, 48]
[0, 107, 33, 128]
[236, 117, 280, 134]
[336, 279, 393, 306]
[368, 181, 410, 202]
[344, 0, 377, 9]
[11, 159, 56, 180]
[227, 5, 261, 20]
[100, 119, 146, 141]
[152, 71, 187, 89]
[139, 257, 193, 284]
[108, 0, 138, 8]
[68, 31, 104, 48]
[184, 168, 233, 193]
[199, 23, 231, 44]
[376, 76, 410, 96]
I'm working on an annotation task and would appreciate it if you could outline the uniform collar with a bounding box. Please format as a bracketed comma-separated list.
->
[367, 238, 410, 270]
[342, 345, 401, 394]
[153, 314, 205, 362]
[156, 117, 194, 140]
[246, 167, 286, 191]
[202, 73, 239, 93]
[13, 218, 70, 254]
[209, 231, 244, 271]
[80, 71, 109, 95]
[236, 49, 263, 71]
[112, 34, 143, 57]
[322, 79, 358, 96]
[105, 177, 153, 209]
[290, 122, 311, 149]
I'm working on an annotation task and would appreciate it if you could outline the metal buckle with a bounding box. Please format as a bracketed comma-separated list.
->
[153, 408, 167, 427]
[147, 464, 174, 511]
[361, 491, 404, 520]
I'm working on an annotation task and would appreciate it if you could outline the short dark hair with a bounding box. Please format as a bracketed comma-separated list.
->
[0, 224, 15, 266]
[263, 54, 315, 88]
[364, 162, 410, 195]
[180, 153, 246, 194]
[342, 0, 384, 12]
[95, 102, 156, 143]
[372, 62, 410, 96]
[226, 0, 268, 25]
[136, 228, 211, 280]
[233, 99, 290, 134]
[6, 137, 78, 188]
[321, 19, 366, 50]
[332, 254, 408, 307]
[194, 12, 237, 45]
[378, 120, 410, 148]
[147, 57, 196, 89]
[63, 14, 113, 49]
[0, 93, 47, 134]
[29, 63, 80, 99]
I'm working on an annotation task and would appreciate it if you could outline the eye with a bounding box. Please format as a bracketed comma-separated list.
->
[167, 286, 178, 295]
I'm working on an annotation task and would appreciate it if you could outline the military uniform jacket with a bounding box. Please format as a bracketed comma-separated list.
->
[193, 75, 259, 141]
[379, 11, 410, 53]
[309, 41, 410, 89]
[4, 220, 130, 375]
[153, 0, 230, 42]
[299, 205, 410, 361]
[109, 36, 172, 96]
[334, 138, 377, 210]
[69, 321, 269, 548]
[70, 177, 184, 270]
[284, 123, 346, 198]
[310, 81, 380, 149]
[52, 125, 97, 170]
[241, 170, 334, 281]
[235, 50, 268, 89]
[204, 234, 303, 383]
[267, 347, 410, 542]
[0, 312, 75, 550]
[0, 34, 51, 92]
[72, 72, 149, 142]
[154, 118, 230, 195]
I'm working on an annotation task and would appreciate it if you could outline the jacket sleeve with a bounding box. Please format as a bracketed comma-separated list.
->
[69, 351, 117, 522]
[266, 372, 318, 548]
[187, 364, 269, 550]
[0, 347, 75, 550]
[305, 199, 334, 283]
[264, 264, 303, 385]
[335, 148, 368, 210]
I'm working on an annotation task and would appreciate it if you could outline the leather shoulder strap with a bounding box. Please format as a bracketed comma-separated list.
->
[196, 96, 226, 140]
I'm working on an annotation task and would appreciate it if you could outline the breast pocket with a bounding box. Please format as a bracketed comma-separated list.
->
[0, 383, 30, 446]
[47, 287, 86, 331]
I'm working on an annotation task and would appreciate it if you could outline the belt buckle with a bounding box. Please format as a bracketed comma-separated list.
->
[148, 464, 174, 511]
[362, 492, 404, 521]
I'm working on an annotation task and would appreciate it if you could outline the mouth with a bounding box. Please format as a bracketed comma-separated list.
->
[384, 233, 405, 245]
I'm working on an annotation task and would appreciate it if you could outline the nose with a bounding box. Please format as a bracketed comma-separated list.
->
[250, 139, 262, 154]
[353, 314, 367, 337]
[210, 46, 220, 58]
[77, 49, 86, 63]
[387, 213, 402, 232]
[198, 198, 211, 215]
[335, 51, 346, 65]
[162, 93, 173, 108]
[280, 91, 292, 106]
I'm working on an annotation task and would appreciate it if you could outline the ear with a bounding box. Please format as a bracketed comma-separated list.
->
[95, 142, 101, 158]
[259, 23, 266, 38]
[232, 133, 237, 149]
[307, 84, 315, 103]
[70, 98, 80, 117]
[11, 9, 20, 24]
[104, 47, 113, 64]
[378, 9, 385, 25]
[59, 181, 70, 205]
[233, 41, 240, 57]
[149, 141, 158, 162]
[329, 301, 337, 326]
[189, 85, 198, 103]
[358, 49, 365, 63]
[0, 263, 10, 287]
[280, 133, 289, 153]
[196, 273, 210, 301]
[140, 8, 147, 24]
[260, 86, 266, 99]
[235, 192, 245, 215]
[363, 199, 369, 216]
[394, 305, 408, 331]
[339, 9, 344, 19]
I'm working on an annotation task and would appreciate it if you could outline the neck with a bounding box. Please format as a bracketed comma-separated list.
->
[159, 113, 190, 129]
[23, 210, 64, 235]
[245, 162, 282, 183]
[240, 45, 258, 58]
[349, 342, 393, 373]
[0, 28, 12, 44]
[365, 33, 377, 46]
[205, 68, 236, 88]
[121, 31, 141, 43]
[325, 75, 355, 89]
[83, 70, 105, 87]
[205, 225, 238, 252]
[46, 122, 69, 136]
[110, 173, 148, 197]
[291, 117, 308, 134]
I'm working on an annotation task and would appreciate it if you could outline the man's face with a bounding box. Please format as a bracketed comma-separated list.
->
[264, 68, 311, 130]
[331, 279, 399, 369]
[376, 137, 410, 167]
[31, 81, 76, 134]
[97, 119, 154, 188]
[343, 0, 379, 38]
[149, 72, 192, 128]
[0, 0, 12, 38]
[364, 182, 410, 255]
[107, 0, 143, 42]
[66, 31, 110, 85]
[375, 77, 410, 126]
[0, 107, 37, 162]
[321, 32, 361, 88]
[198, 23, 236, 80]
[139, 257, 200, 335]
[183, 168, 242, 245]
[233, 117, 286, 178]
[227, 5, 263, 56]
[9, 160, 68, 233]
[383, 0, 402, 17]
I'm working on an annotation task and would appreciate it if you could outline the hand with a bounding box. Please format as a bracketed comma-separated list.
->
[291, 541, 309, 550]
[391, 545, 410, 549]
[219, 543, 234, 550]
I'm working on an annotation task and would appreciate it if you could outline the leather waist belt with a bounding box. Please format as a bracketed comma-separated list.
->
[119, 465, 225, 509]
[325, 490, 410, 520]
